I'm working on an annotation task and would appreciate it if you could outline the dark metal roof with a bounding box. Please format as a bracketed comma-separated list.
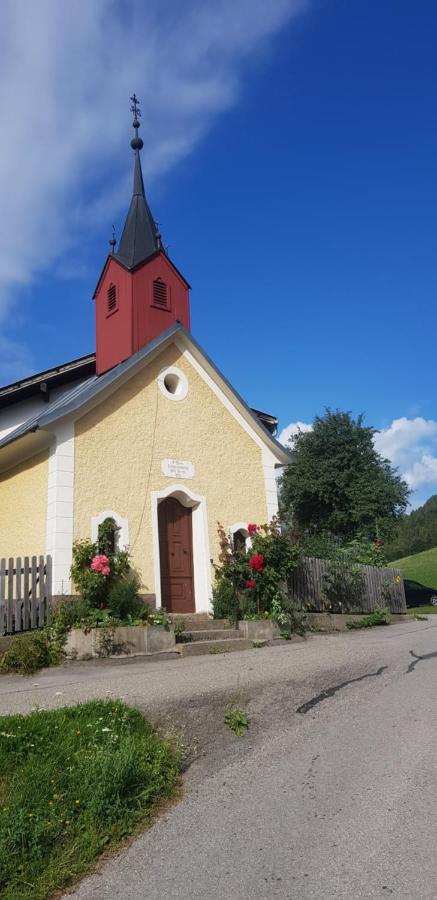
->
[250, 408, 278, 436]
[0, 353, 278, 434]
[114, 148, 161, 269]
[0, 353, 96, 409]
[0, 325, 290, 463]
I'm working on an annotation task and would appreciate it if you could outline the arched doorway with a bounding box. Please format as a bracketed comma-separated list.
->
[158, 496, 195, 613]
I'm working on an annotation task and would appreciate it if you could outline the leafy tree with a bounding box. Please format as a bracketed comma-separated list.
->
[280, 409, 409, 541]
[385, 494, 437, 560]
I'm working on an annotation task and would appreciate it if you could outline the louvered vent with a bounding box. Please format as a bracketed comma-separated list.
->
[152, 278, 169, 309]
[107, 283, 117, 313]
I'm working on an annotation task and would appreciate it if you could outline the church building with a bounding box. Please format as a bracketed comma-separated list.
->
[0, 99, 290, 614]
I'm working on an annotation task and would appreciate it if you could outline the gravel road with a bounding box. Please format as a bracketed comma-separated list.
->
[2, 618, 437, 898]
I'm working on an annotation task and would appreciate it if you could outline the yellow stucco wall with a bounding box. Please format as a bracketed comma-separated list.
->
[74, 345, 269, 593]
[0, 451, 48, 558]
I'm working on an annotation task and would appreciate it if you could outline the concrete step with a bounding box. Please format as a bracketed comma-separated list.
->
[178, 638, 253, 657]
[184, 629, 240, 643]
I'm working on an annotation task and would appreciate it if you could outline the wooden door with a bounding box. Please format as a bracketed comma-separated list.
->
[158, 497, 195, 613]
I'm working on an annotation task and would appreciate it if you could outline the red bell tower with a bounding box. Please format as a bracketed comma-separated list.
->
[94, 95, 190, 375]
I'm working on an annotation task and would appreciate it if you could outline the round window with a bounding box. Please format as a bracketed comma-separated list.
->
[158, 366, 188, 401]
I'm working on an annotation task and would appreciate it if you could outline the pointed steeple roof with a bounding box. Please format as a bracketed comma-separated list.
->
[115, 95, 162, 270]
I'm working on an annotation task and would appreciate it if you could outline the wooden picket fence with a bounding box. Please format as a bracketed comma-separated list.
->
[289, 556, 406, 614]
[0, 556, 52, 636]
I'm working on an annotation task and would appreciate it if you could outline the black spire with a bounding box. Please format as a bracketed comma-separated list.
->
[115, 94, 161, 269]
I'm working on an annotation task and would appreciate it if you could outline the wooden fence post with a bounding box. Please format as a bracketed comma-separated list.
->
[23, 558, 30, 631]
[15, 557, 22, 632]
[30, 557, 38, 629]
[7, 557, 14, 635]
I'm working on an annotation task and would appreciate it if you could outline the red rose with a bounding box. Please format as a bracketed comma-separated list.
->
[245, 580, 256, 588]
[249, 553, 265, 573]
[248, 523, 258, 536]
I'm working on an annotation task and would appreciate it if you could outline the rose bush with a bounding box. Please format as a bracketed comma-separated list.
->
[213, 519, 301, 620]
[70, 518, 132, 613]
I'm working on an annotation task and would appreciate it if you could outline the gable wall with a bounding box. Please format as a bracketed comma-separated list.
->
[73, 345, 269, 595]
[0, 450, 49, 558]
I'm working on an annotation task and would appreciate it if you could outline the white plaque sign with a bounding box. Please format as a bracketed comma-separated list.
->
[161, 458, 195, 479]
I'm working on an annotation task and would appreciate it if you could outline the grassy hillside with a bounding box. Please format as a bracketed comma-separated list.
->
[385, 494, 437, 561]
[392, 546, 437, 588]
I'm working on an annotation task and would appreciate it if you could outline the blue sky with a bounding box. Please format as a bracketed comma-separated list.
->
[0, 0, 436, 506]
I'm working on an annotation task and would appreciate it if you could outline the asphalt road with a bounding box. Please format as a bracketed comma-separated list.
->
[3, 618, 437, 898]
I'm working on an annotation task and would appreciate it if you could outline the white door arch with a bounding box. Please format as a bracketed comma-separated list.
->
[151, 484, 212, 613]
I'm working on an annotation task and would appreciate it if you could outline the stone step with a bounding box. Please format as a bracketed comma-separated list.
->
[178, 638, 253, 657]
[184, 629, 240, 643]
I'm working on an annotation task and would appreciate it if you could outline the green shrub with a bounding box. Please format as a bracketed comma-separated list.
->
[299, 531, 387, 568]
[238, 593, 257, 620]
[271, 596, 306, 636]
[0, 631, 54, 675]
[212, 575, 235, 620]
[346, 607, 390, 629]
[107, 576, 144, 619]
[224, 704, 249, 736]
[52, 598, 92, 630]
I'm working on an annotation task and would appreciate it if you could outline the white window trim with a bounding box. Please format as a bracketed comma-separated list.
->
[91, 510, 129, 551]
[151, 483, 212, 614]
[157, 365, 188, 402]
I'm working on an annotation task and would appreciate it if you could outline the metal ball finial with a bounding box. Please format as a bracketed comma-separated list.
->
[130, 93, 143, 151]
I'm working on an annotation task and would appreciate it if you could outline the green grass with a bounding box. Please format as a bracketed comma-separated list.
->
[346, 607, 390, 629]
[391, 546, 437, 588]
[0, 700, 181, 900]
[408, 606, 436, 615]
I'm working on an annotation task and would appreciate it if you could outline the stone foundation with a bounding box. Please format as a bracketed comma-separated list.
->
[65, 624, 175, 660]
[238, 620, 275, 641]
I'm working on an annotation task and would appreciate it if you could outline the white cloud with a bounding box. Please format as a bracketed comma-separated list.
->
[0, 0, 307, 378]
[374, 418, 437, 491]
[373, 417, 437, 462]
[403, 455, 437, 491]
[279, 415, 437, 499]
[278, 421, 313, 445]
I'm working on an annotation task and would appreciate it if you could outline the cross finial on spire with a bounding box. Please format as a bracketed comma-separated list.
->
[130, 93, 143, 151]
[109, 224, 116, 254]
[130, 93, 141, 120]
